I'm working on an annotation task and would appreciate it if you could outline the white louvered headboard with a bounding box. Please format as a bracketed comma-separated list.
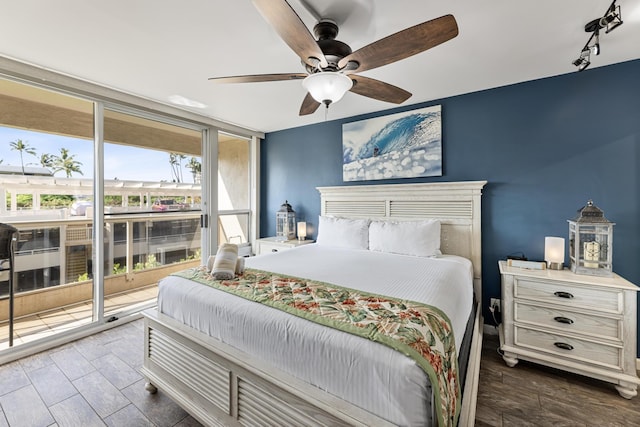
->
[317, 181, 487, 301]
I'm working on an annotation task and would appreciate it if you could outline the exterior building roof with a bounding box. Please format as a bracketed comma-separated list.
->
[0, 174, 200, 197]
[0, 165, 53, 176]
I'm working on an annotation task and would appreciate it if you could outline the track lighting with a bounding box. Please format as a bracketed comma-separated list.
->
[572, 0, 622, 71]
[601, 3, 623, 33]
[591, 31, 600, 55]
[572, 48, 591, 72]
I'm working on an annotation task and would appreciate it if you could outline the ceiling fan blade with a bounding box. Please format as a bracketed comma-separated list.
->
[208, 73, 308, 83]
[349, 75, 411, 104]
[252, 0, 327, 68]
[299, 93, 321, 115]
[338, 14, 458, 73]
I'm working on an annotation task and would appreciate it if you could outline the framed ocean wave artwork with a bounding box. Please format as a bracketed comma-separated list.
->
[342, 105, 442, 182]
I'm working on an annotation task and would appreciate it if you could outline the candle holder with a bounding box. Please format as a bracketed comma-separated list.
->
[568, 200, 614, 277]
[297, 222, 307, 241]
[544, 236, 565, 270]
[276, 201, 296, 241]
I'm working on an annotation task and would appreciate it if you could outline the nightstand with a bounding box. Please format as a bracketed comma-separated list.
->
[498, 260, 640, 399]
[255, 237, 314, 255]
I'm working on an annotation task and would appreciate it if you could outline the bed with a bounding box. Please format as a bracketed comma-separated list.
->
[141, 181, 486, 426]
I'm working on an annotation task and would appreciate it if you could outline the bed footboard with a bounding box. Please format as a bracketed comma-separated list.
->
[141, 307, 481, 427]
[141, 309, 398, 427]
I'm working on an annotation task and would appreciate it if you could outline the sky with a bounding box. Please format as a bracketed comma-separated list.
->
[0, 126, 200, 183]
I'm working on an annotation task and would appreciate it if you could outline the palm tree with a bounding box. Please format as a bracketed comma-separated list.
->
[186, 157, 202, 183]
[51, 148, 83, 178]
[169, 152, 187, 182]
[39, 153, 53, 169]
[169, 153, 179, 182]
[9, 139, 36, 175]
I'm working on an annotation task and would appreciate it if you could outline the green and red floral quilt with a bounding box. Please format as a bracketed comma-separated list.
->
[172, 266, 460, 426]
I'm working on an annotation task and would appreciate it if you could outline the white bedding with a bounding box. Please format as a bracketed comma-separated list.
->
[158, 244, 473, 426]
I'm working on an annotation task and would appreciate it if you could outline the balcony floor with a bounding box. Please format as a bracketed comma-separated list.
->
[0, 285, 158, 350]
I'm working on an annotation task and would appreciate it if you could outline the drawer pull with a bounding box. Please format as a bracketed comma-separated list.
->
[553, 291, 574, 299]
[271, 249, 278, 252]
[554, 342, 574, 351]
[554, 316, 574, 325]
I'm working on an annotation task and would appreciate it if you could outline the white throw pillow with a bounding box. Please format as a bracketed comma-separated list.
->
[369, 219, 441, 257]
[316, 216, 370, 250]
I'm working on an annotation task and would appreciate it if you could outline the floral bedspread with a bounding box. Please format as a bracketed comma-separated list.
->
[172, 266, 460, 426]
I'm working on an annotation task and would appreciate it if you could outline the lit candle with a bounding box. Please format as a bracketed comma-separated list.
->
[583, 241, 600, 268]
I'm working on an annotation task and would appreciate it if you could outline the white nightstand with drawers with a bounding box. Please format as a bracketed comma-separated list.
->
[498, 260, 640, 398]
[255, 237, 314, 256]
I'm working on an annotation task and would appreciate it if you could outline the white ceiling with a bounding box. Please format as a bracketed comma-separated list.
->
[1, 0, 639, 133]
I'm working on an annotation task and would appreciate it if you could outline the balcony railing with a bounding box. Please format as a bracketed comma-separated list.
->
[0, 210, 202, 324]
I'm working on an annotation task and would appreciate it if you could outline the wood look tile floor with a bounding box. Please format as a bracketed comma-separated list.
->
[476, 331, 640, 427]
[0, 319, 201, 427]
[1, 320, 639, 426]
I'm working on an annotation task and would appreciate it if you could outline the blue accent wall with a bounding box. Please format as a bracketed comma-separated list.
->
[260, 59, 640, 354]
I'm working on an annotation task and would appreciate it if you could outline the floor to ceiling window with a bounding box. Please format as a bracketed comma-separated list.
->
[0, 80, 207, 349]
[0, 77, 96, 348]
[218, 131, 252, 255]
[0, 58, 261, 359]
[102, 109, 203, 318]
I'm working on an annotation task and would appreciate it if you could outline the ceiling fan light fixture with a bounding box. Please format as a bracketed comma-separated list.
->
[302, 72, 353, 105]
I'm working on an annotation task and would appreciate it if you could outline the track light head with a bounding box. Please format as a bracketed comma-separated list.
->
[573, 57, 590, 72]
[573, 48, 591, 72]
[577, 58, 590, 72]
[591, 31, 600, 55]
[601, 4, 623, 33]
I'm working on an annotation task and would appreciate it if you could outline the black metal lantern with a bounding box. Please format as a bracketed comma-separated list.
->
[568, 200, 614, 277]
[276, 200, 296, 241]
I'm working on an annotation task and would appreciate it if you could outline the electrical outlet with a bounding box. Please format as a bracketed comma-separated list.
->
[490, 298, 501, 312]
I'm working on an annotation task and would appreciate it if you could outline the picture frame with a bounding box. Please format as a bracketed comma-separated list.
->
[342, 105, 442, 182]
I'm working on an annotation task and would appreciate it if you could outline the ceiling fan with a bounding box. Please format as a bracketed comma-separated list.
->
[209, 0, 459, 116]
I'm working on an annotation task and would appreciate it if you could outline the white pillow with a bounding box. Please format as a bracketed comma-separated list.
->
[316, 216, 370, 250]
[369, 219, 441, 257]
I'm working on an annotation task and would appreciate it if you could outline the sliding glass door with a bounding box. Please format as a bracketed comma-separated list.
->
[102, 108, 204, 318]
[0, 78, 207, 349]
[0, 78, 96, 348]
[0, 63, 259, 357]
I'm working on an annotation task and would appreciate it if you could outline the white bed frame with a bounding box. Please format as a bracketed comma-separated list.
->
[141, 181, 487, 426]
